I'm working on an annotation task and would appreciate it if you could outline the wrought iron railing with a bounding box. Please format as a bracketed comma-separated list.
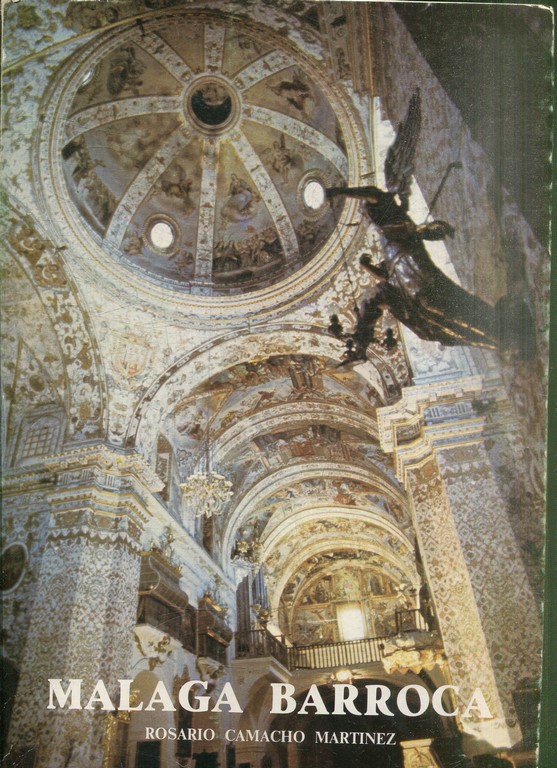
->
[235, 628, 290, 668]
[288, 635, 389, 670]
[235, 612, 434, 672]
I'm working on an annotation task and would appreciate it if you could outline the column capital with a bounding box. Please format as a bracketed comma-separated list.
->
[41, 443, 166, 532]
[43, 443, 164, 493]
[377, 376, 486, 484]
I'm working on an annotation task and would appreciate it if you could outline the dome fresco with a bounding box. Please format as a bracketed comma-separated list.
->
[60, 14, 349, 295]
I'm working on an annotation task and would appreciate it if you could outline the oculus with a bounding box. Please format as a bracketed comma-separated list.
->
[190, 81, 233, 127]
[149, 220, 175, 251]
[145, 216, 179, 254]
[303, 179, 326, 210]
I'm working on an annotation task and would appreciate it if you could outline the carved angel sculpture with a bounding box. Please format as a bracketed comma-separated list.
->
[327, 89, 534, 358]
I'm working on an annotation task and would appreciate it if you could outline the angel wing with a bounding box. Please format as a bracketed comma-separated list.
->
[384, 88, 421, 207]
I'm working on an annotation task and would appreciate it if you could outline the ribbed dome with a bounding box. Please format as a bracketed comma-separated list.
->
[60, 12, 349, 295]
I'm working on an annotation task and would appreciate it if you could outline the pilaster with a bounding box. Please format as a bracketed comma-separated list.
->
[5, 445, 161, 768]
[378, 385, 542, 753]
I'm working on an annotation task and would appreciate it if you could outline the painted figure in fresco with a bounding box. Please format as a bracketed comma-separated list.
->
[221, 173, 259, 222]
[270, 135, 295, 183]
[270, 71, 313, 114]
[327, 89, 534, 359]
[159, 164, 195, 216]
[107, 45, 145, 97]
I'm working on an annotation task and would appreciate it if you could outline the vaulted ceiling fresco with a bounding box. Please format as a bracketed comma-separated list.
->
[60, 12, 348, 294]
[149, 346, 414, 625]
[284, 559, 405, 644]
[165, 354, 382, 450]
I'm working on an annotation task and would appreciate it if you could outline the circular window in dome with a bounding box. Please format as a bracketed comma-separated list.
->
[147, 218, 178, 253]
[298, 173, 330, 220]
[191, 82, 232, 126]
[303, 179, 326, 210]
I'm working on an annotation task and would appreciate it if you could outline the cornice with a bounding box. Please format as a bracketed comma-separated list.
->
[42, 443, 164, 493]
[377, 377, 488, 484]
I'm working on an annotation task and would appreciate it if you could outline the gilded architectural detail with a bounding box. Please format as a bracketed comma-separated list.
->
[2, 204, 105, 441]
[1, 3, 548, 767]
[401, 739, 443, 768]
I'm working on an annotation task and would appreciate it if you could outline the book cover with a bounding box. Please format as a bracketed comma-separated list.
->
[1, 2, 552, 768]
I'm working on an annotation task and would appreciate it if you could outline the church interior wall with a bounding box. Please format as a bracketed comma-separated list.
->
[1, 2, 550, 767]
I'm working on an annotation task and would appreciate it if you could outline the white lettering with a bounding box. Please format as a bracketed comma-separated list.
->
[118, 679, 143, 711]
[432, 685, 458, 716]
[84, 680, 115, 711]
[463, 688, 493, 719]
[397, 685, 429, 717]
[299, 685, 328, 715]
[332, 684, 361, 715]
[270, 683, 297, 714]
[365, 685, 395, 716]
[47, 679, 82, 710]
[178, 681, 209, 712]
[213, 682, 243, 713]
[145, 681, 176, 711]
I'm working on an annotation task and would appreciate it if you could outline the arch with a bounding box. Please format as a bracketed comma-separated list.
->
[127, 327, 401, 456]
[2, 197, 106, 443]
[265, 532, 418, 618]
[222, 460, 406, 562]
[214, 401, 380, 463]
[260, 505, 414, 559]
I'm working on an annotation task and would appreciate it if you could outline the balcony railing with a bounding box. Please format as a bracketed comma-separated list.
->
[235, 628, 290, 668]
[288, 635, 389, 670]
[235, 609, 434, 672]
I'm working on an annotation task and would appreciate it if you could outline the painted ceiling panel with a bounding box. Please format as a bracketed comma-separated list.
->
[57, 12, 349, 294]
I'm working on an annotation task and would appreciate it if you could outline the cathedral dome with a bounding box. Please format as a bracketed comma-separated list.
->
[55, 10, 352, 296]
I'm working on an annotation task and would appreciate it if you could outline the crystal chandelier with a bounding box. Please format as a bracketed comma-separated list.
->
[180, 419, 233, 518]
[180, 469, 233, 518]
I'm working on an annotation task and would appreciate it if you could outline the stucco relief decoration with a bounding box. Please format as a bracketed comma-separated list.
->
[50, 10, 351, 297]
[134, 625, 181, 670]
[2, 205, 104, 442]
[0, 2, 549, 766]
[111, 331, 154, 379]
[382, 647, 445, 676]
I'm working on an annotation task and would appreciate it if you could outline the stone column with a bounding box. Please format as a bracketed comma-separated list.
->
[6, 446, 163, 768]
[378, 388, 542, 753]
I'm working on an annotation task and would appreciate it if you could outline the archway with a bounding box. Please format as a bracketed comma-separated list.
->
[267, 679, 461, 768]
